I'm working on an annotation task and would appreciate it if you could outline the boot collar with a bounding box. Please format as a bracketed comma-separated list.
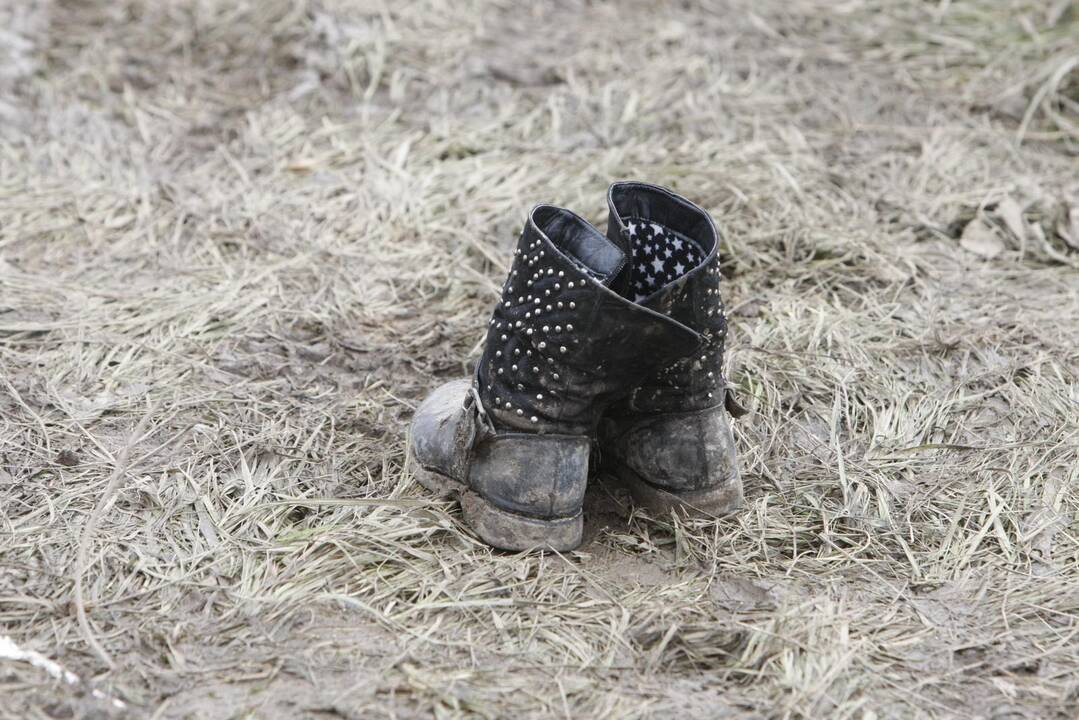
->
[478, 205, 702, 433]
[525, 205, 626, 286]
[606, 181, 719, 258]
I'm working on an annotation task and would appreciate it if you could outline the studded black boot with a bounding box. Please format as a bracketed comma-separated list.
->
[598, 181, 743, 517]
[410, 204, 700, 550]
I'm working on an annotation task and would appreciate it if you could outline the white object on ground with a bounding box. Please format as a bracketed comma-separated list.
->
[0, 635, 126, 709]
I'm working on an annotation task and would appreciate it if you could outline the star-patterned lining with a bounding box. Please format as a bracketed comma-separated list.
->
[624, 217, 705, 302]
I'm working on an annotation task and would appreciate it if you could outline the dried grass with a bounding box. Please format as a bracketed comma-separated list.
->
[1, 0, 1077, 718]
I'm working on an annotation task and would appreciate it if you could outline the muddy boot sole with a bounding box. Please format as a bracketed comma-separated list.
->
[606, 458, 742, 519]
[414, 465, 583, 552]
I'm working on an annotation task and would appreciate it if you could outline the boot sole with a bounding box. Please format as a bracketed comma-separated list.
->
[414, 465, 583, 552]
[606, 458, 743, 519]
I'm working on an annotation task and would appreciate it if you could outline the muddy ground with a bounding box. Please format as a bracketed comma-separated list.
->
[1, 0, 1077, 718]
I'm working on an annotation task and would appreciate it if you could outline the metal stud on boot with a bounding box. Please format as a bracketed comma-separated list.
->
[599, 182, 744, 518]
[411, 204, 700, 550]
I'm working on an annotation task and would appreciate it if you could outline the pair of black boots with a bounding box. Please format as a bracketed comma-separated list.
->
[410, 182, 742, 551]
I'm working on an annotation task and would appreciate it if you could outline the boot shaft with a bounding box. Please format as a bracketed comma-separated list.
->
[477, 205, 700, 434]
[605, 182, 729, 413]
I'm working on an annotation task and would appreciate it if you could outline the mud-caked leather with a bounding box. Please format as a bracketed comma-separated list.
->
[599, 182, 743, 515]
[411, 204, 700, 550]
[411, 378, 590, 520]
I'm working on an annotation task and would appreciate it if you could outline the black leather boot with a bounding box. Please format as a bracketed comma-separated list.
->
[411, 204, 700, 550]
[598, 181, 743, 517]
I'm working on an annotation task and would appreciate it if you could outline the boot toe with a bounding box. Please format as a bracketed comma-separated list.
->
[410, 378, 473, 480]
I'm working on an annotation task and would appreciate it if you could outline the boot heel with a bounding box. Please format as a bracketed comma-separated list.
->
[415, 466, 582, 552]
[610, 458, 742, 518]
[600, 404, 741, 518]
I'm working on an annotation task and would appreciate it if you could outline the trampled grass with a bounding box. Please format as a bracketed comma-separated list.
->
[1, 1, 1077, 717]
